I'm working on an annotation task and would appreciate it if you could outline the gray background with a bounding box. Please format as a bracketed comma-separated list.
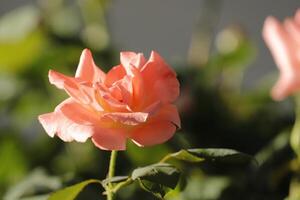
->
[1, 0, 300, 87]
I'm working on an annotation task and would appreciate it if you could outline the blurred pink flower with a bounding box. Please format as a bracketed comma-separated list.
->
[38, 49, 180, 150]
[263, 9, 300, 100]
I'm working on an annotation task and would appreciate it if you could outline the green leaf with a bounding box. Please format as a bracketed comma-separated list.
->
[161, 148, 255, 166]
[132, 163, 180, 198]
[138, 180, 169, 199]
[188, 148, 253, 163]
[161, 149, 204, 163]
[48, 179, 101, 200]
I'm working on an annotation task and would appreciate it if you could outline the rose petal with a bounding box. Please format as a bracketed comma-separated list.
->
[271, 75, 297, 101]
[103, 112, 148, 126]
[49, 70, 88, 102]
[105, 64, 144, 110]
[143, 101, 161, 115]
[105, 65, 126, 86]
[56, 115, 94, 143]
[55, 101, 94, 142]
[95, 83, 131, 112]
[135, 53, 147, 69]
[295, 9, 300, 25]
[38, 113, 57, 137]
[40, 49, 180, 150]
[113, 75, 133, 105]
[120, 52, 136, 72]
[263, 16, 300, 100]
[109, 85, 123, 101]
[130, 120, 176, 147]
[92, 127, 126, 150]
[284, 19, 300, 46]
[75, 49, 106, 83]
[49, 70, 100, 105]
[141, 51, 179, 104]
[120, 52, 146, 73]
[126, 66, 145, 110]
[153, 76, 180, 103]
[57, 98, 99, 125]
[143, 51, 177, 75]
[155, 104, 181, 128]
[39, 110, 94, 143]
[49, 69, 77, 90]
[263, 17, 295, 74]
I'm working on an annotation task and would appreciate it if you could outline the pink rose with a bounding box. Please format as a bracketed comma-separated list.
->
[263, 9, 300, 100]
[38, 49, 180, 150]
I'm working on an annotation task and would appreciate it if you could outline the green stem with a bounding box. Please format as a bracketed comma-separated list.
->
[107, 150, 118, 200]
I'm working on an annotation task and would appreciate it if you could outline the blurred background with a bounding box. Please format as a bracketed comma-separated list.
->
[0, 0, 300, 200]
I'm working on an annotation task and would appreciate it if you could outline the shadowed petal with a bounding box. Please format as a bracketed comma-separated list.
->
[143, 101, 161, 115]
[124, 65, 145, 110]
[130, 120, 176, 147]
[155, 104, 181, 128]
[92, 127, 126, 150]
[140, 100, 180, 126]
[141, 51, 179, 104]
[105, 65, 126, 86]
[113, 75, 133, 105]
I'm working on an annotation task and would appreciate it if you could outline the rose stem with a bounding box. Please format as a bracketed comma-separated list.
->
[107, 150, 118, 200]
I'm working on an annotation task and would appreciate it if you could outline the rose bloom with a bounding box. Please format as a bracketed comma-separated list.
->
[263, 9, 300, 100]
[38, 49, 180, 150]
